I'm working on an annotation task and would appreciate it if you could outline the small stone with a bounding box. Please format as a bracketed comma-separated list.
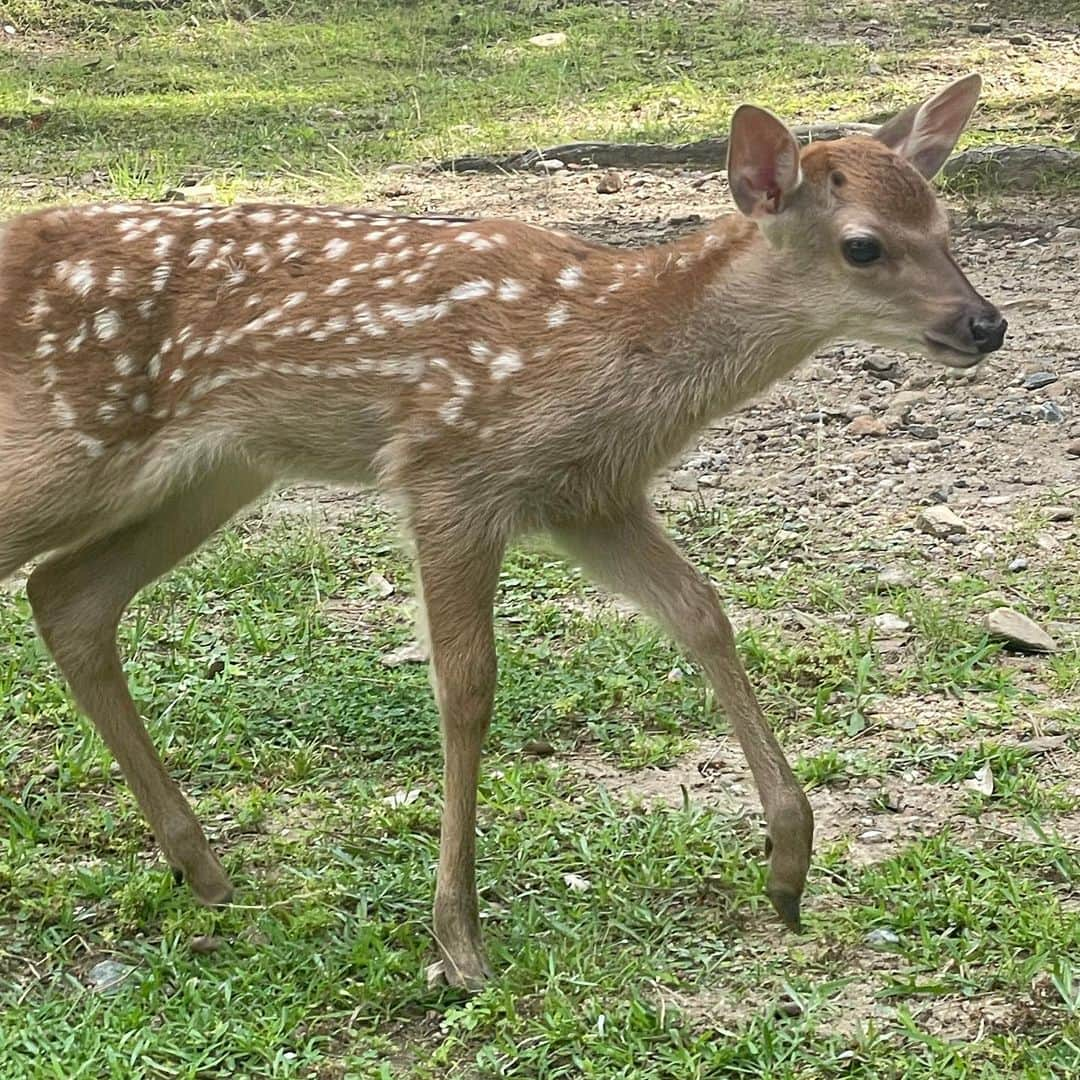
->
[916, 505, 967, 538]
[887, 390, 927, 413]
[522, 738, 555, 758]
[847, 415, 888, 437]
[161, 183, 217, 203]
[967, 22, 993, 34]
[596, 170, 622, 194]
[538, 158, 565, 172]
[670, 469, 700, 492]
[366, 571, 395, 599]
[1008, 557, 1028, 572]
[1046, 506, 1075, 522]
[858, 829, 887, 843]
[86, 960, 137, 994]
[984, 607, 1057, 653]
[883, 789, 905, 812]
[774, 994, 803, 1019]
[871, 613, 911, 635]
[1009, 32, 1033, 45]
[865, 928, 901, 950]
[1040, 401, 1064, 423]
[528, 32, 567, 47]
[867, 62, 884, 76]
[1022, 371, 1058, 390]
[875, 566, 915, 590]
[906, 424, 940, 440]
[698, 473, 721, 488]
[1067, 439, 1080, 457]
[190, 935, 225, 955]
[380, 641, 428, 667]
[43, 762, 60, 779]
[563, 873, 591, 892]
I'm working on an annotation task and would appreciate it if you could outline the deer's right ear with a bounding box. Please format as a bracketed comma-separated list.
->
[727, 105, 802, 220]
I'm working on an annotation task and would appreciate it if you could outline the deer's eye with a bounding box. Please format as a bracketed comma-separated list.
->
[843, 236, 883, 266]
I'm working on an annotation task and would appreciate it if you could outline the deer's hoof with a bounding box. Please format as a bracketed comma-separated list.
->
[767, 887, 804, 934]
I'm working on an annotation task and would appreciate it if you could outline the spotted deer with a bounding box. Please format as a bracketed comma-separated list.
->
[1, 75, 1004, 988]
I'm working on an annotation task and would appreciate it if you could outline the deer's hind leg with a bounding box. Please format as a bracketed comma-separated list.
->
[26, 464, 270, 903]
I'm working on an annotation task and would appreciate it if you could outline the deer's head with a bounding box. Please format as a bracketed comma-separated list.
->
[727, 74, 1006, 368]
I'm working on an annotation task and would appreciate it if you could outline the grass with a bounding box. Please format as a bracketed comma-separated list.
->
[0, 0, 1077, 211]
[1, 492, 1077, 1077]
[1, 0, 1079, 1075]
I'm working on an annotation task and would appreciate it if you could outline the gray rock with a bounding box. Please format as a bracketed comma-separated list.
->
[1008, 557, 1028, 572]
[871, 613, 911, 635]
[858, 829, 888, 843]
[1046, 506, 1075, 522]
[917, 505, 967, 538]
[875, 566, 915, 590]
[984, 607, 1057, 653]
[86, 960, 137, 994]
[906, 424, 940, 440]
[1023, 371, 1058, 390]
[1040, 401, 1064, 422]
[670, 469, 700, 492]
[865, 928, 901, 950]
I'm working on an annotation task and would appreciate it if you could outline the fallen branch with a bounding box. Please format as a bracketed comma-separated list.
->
[436, 133, 1080, 191]
[436, 123, 876, 173]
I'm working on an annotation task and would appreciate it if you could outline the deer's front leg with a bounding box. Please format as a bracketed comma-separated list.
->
[415, 527, 504, 989]
[555, 502, 813, 930]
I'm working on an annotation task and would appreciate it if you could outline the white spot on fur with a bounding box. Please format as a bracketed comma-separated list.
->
[114, 353, 137, 376]
[154, 234, 176, 260]
[496, 278, 525, 302]
[283, 291, 308, 310]
[66, 324, 89, 353]
[244, 241, 269, 259]
[278, 232, 300, 251]
[325, 278, 351, 296]
[490, 348, 524, 380]
[324, 237, 350, 260]
[380, 301, 449, 325]
[546, 303, 570, 328]
[52, 395, 77, 428]
[75, 433, 105, 458]
[189, 238, 215, 266]
[137, 298, 155, 320]
[447, 279, 492, 302]
[106, 269, 127, 293]
[132, 392, 149, 414]
[93, 309, 121, 342]
[59, 259, 96, 298]
[455, 231, 480, 244]
[470, 237, 494, 252]
[468, 341, 491, 361]
[557, 265, 583, 290]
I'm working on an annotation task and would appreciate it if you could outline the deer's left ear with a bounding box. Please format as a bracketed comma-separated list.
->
[727, 104, 802, 220]
[875, 73, 982, 180]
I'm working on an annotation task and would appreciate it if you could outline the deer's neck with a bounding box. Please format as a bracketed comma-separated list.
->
[635, 218, 832, 415]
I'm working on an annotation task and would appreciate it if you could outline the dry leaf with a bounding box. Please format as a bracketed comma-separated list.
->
[563, 873, 591, 892]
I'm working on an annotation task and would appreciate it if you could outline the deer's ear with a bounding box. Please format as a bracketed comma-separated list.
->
[875, 73, 981, 179]
[727, 105, 802, 220]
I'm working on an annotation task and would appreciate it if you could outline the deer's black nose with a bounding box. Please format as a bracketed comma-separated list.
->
[970, 312, 1007, 354]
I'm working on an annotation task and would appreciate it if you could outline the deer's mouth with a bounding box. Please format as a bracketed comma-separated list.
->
[922, 334, 983, 369]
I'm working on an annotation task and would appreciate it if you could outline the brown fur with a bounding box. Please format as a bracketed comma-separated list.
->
[0, 104, 1003, 988]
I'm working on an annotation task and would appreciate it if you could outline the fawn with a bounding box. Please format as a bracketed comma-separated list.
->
[1, 75, 1004, 988]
